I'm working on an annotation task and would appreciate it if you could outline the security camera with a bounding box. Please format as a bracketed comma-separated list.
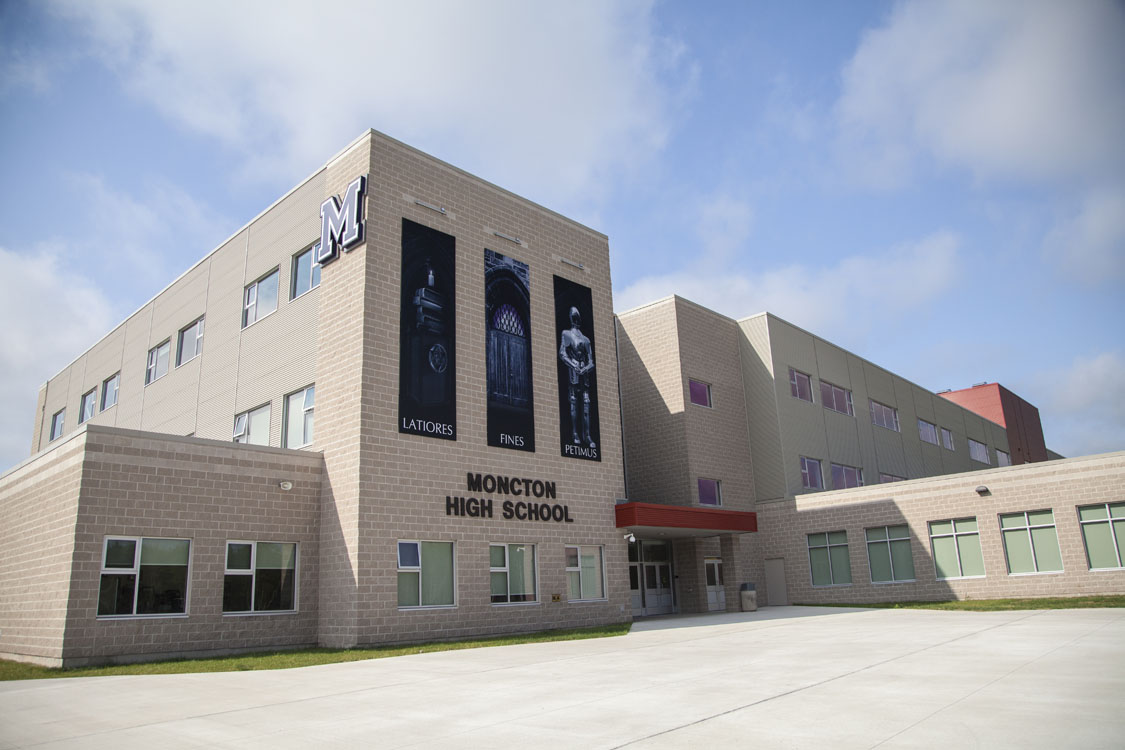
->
[624, 533, 636, 543]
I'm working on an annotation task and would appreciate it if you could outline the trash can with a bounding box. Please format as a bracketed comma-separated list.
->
[740, 583, 757, 612]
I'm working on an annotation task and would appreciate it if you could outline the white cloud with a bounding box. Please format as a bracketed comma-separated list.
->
[1032, 352, 1125, 457]
[696, 193, 753, 267]
[836, 0, 1125, 187]
[0, 246, 116, 472]
[48, 0, 688, 210]
[1043, 187, 1125, 285]
[615, 231, 960, 341]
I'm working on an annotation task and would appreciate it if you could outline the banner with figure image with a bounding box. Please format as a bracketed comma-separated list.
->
[485, 249, 535, 451]
[553, 275, 600, 461]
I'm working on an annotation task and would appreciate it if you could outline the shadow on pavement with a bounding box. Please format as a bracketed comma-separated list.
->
[629, 604, 880, 632]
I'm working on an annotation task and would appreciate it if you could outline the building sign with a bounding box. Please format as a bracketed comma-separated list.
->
[554, 276, 601, 460]
[399, 219, 457, 440]
[445, 473, 574, 522]
[314, 175, 366, 265]
[485, 249, 535, 452]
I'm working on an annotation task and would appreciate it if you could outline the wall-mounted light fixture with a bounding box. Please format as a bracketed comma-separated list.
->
[623, 533, 636, 543]
[975, 485, 990, 496]
[493, 230, 522, 245]
[414, 199, 446, 215]
[278, 480, 294, 491]
[559, 257, 585, 270]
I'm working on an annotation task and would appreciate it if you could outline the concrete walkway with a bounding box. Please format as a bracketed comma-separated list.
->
[1, 606, 1123, 749]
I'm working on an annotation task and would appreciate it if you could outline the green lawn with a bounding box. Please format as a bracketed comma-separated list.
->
[0, 623, 631, 682]
[799, 595, 1125, 612]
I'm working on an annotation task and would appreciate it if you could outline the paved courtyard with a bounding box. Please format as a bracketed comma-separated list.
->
[1, 605, 1123, 749]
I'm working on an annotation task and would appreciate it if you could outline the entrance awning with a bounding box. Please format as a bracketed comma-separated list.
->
[615, 501, 757, 539]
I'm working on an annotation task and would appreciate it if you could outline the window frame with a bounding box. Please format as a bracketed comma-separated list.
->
[565, 544, 607, 602]
[940, 427, 954, 451]
[176, 317, 205, 367]
[800, 456, 823, 490]
[928, 518, 986, 580]
[290, 245, 322, 300]
[830, 463, 864, 489]
[242, 267, 280, 329]
[97, 536, 191, 618]
[697, 477, 722, 506]
[145, 340, 171, 385]
[968, 438, 990, 464]
[489, 542, 539, 605]
[1077, 502, 1125, 570]
[819, 380, 854, 416]
[688, 378, 712, 408]
[79, 388, 97, 424]
[870, 399, 900, 432]
[100, 373, 120, 411]
[397, 540, 456, 609]
[233, 403, 271, 445]
[222, 540, 298, 615]
[283, 385, 315, 449]
[996, 450, 1011, 467]
[999, 510, 1063, 575]
[918, 419, 939, 445]
[788, 367, 814, 403]
[865, 525, 916, 583]
[49, 409, 65, 441]
[807, 531, 852, 587]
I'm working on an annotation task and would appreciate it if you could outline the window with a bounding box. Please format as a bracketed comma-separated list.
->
[243, 268, 279, 328]
[397, 541, 455, 607]
[291, 246, 321, 299]
[284, 385, 315, 448]
[789, 368, 813, 403]
[866, 525, 915, 582]
[1078, 502, 1125, 570]
[223, 542, 297, 613]
[820, 381, 854, 416]
[831, 463, 864, 489]
[688, 379, 712, 408]
[800, 456, 823, 490]
[145, 340, 170, 384]
[490, 543, 537, 603]
[698, 478, 721, 506]
[997, 450, 1011, 467]
[233, 404, 271, 445]
[566, 545, 605, 601]
[870, 400, 900, 431]
[968, 438, 990, 464]
[918, 419, 938, 445]
[1000, 510, 1063, 574]
[929, 518, 985, 579]
[176, 317, 205, 366]
[79, 389, 97, 424]
[879, 472, 906, 483]
[941, 427, 954, 451]
[101, 373, 119, 411]
[807, 531, 851, 586]
[49, 409, 65, 441]
[98, 537, 190, 616]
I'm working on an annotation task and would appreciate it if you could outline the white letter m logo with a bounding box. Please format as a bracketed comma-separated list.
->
[314, 174, 367, 265]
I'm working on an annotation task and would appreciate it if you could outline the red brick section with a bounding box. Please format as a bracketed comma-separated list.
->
[616, 502, 757, 532]
[940, 383, 1048, 463]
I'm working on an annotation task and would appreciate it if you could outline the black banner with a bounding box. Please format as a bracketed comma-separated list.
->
[398, 219, 456, 440]
[554, 275, 600, 460]
[485, 249, 535, 451]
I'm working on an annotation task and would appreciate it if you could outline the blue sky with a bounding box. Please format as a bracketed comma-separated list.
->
[1, 0, 1122, 471]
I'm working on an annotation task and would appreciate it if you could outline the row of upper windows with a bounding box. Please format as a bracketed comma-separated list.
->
[786, 367, 1008, 466]
[233, 385, 315, 449]
[97, 536, 606, 618]
[806, 501, 1125, 587]
[798, 452, 1008, 492]
[48, 372, 120, 441]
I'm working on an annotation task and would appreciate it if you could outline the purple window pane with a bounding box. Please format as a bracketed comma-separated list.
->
[831, 465, 844, 488]
[689, 380, 711, 407]
[698, 478, 719, 505]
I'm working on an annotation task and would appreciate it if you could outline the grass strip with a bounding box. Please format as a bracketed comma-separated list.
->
[0, 622, 631, 682]
[795, 595, 1125, 612]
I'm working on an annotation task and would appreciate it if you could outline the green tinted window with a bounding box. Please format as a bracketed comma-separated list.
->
[954, 518, 978, 533]
[829, 545, 852, 584]
[929, 520, 953, 536]
[932, 536, 959, 578]
[827, 530, 847, 545]
[958, 534, 985, 577]
[809, 548, 831, 586]
[1003, 529, 1035, 574]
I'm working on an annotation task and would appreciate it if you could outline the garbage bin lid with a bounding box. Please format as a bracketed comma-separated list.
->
[739, 583, 756, 591]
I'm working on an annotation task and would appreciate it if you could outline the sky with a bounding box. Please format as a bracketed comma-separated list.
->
[0, 0, 1122, 472]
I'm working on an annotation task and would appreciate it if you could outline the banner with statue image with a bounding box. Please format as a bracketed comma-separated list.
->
[553, 275, 600, 461]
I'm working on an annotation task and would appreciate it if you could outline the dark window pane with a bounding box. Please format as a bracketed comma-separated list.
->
[105, 539, 136, 568]
[98, 574, 135, 615]
[254, 568, 295, 611]
[223, 574, 253, 612]
[227, 543, 252, 570]
[136, 565, 187, 614]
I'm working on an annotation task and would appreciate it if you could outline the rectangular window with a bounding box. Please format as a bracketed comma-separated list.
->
[284, 385, 315, 448]
[866, 525, 915, 582]
[997, 450, 1011, 467]
[233, 404, 271, 445]
[291, 246, 321, 299]
[807, 531, 852, 586]
[176, 317, 205, 366]
[489, 543, 537, 603]
[830, 463, 864, 489]
[397, 541, 455, 607]
[145, 340, 170, 384]
[697, 477, 721, 506]
[879, 472, 906, 483]
[968, 438, 990, 464]
[100, 373, 119, 411]
[79, 389, 97, 424]
[1000, 510, 1063, 574]
[688, 379, 712, 408]
[49, 409, 65, 441]
[97, 537, 190, 616]
[918, 419, 939, 445]
[223, 541, 297, 613]
[819, 381, 854, 416]
[788, 368, 813, 403]
[929, 518, 985, 579]
[870, 400, 900, 431]
[243, 268, 280, 328]
[800, 456, 823, 490]
[941, 427, 954, 451]
[566, 545, 605, 601]
[1078, 502, 1125, 570]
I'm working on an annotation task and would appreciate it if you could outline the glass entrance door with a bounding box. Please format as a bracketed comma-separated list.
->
[640, 541, 674, 615]
[705, 557, 725, 611]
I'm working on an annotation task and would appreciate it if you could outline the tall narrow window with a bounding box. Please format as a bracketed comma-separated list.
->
[820, 381, 854, 415]
[97, 537, 190, 616]
[800, 456, 823, 489]
[79, 389, 97, 424]
[243, 268, 279, 328]
[284, 385, 315, 448]
[807, 531, 851, 586]
[223, 541, 297, 613]
[788, 368, 813, 403]
[101, 373, 119, 411]
[145, 341, 170, 384]
[291, 246, 321, 299]
[688, 379, 712, 407]
[176, 317, 205, 366]
[866, 525, 915, 582]
[565, 545, 605, 601]
[941, 427, 954, 451]
[490, 543, 537, 603]
[397, 541, 455, 607]
[1000, 510, 1062, 574]
[918, 419, 938, 445]
[929, 519, 985, 579]
[698, 478, 721, 506]
[968, 439, 990, 464]
[49, 409, 65, 441]
[1078, 502, 1125, 570]
[233, 404, 271, 445]
[997, 450, 1011, 467]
